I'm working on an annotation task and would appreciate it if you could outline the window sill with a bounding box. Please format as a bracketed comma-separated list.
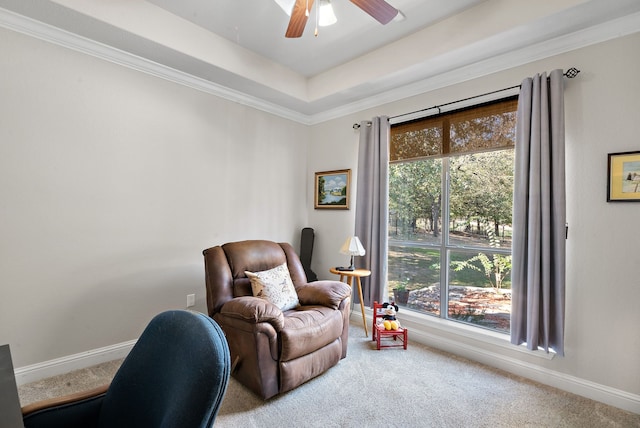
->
[354, 304, 555, 360]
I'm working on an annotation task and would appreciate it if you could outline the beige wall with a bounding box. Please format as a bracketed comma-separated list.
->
[309, 33, 640, 399]
[0, 27, 309, 367]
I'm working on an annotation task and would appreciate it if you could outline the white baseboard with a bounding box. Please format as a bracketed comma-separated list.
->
[14, 340, 136, 386]
[350, 306, 640, 415]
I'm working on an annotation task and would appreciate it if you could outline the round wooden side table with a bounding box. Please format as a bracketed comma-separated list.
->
[329, 267, 371, 336]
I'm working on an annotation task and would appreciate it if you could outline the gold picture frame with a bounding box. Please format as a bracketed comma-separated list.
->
[607, 151, 640, 202]
[314, 169, 351, 209]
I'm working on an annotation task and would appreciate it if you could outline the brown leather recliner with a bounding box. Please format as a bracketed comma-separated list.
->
[203, 240, 351, 399]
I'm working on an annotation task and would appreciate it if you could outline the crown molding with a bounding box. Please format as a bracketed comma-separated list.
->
[309, 11, 640, 125]
[0, 7, 312, 125]
[2, 7, 639, 126]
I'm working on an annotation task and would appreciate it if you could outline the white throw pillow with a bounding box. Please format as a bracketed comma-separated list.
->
[245, 263, 300, 311]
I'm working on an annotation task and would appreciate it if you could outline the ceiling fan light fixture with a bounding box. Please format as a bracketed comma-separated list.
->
[275, 0, 296, 16]
[318, 0, 337, 27]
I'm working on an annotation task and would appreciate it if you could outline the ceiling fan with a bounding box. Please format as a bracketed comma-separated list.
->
[284, 0, 399, 38]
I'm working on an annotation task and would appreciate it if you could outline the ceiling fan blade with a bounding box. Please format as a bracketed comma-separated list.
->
[285, 0, 315, 38]
[350, 0, 398, 25]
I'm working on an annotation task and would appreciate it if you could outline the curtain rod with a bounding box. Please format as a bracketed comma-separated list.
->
[353, 67, 580, 129]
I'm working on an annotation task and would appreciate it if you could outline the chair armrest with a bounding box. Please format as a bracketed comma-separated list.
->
[297, 280, 351, 309]
[219, 296, 285, 331]
[22, 384, 109, 416]
[22, 384, 108, 427]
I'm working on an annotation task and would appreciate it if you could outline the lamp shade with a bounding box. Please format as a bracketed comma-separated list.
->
[340, 236, 366, 257]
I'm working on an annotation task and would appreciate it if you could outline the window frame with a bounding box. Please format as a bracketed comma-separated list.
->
[389, 96, 517, 333]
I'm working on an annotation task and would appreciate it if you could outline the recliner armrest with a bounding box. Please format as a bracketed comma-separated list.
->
[219, 296, 285, 330]
[296, 280, 351, 309]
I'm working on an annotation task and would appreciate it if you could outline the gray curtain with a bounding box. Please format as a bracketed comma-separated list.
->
[511, 69, 566, 356]
[354, 116, 390, 307]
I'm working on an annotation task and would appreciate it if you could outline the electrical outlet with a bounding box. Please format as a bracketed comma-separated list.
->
[186, 294, 195, 308]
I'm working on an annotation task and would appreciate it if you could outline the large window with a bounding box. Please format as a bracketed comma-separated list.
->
[388, 97, 517, 334]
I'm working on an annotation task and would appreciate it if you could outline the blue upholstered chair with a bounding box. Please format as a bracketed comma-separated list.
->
[22, 310, 231, 428]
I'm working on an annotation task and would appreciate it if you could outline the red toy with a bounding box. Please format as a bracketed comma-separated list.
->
[372, 301, 408, 350]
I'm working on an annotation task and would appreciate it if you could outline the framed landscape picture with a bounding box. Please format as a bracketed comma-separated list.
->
[315, 169, 350, 209]
[607, 151, 640, 202]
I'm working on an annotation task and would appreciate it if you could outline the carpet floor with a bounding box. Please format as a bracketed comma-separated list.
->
[18, 321, 640, 427]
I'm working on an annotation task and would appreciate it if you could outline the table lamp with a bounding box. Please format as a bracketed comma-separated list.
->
[338, 236, 366, 271]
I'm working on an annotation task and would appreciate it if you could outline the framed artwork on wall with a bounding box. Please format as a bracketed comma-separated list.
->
[607, 151, 640, 202]
[315, 169, 351, 209]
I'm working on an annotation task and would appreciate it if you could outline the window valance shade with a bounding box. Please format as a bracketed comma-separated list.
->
[390, 97, 518, 162]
